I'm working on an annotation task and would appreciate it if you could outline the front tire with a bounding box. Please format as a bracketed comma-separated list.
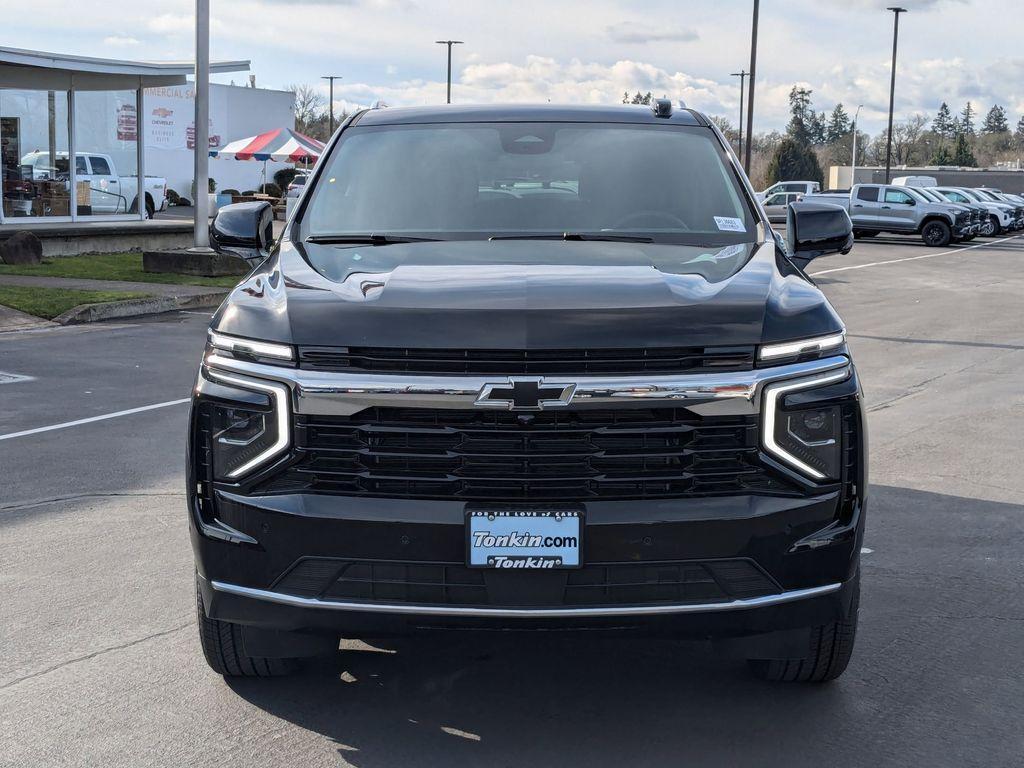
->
[196, 577, 297, 677]
[987, 216, 1001, 237]
[747, 577, 859, 683]
[921, 220, 951, 247]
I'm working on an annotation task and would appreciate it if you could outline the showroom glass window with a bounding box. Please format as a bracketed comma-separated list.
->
[0, 89, 71, 219]
[73, 90, 139, 217]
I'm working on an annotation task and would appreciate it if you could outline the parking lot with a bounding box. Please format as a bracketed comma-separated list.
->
[1, 233, 1022, 767]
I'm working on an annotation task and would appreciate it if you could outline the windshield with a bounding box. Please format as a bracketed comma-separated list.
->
[301, 122, 757, 246]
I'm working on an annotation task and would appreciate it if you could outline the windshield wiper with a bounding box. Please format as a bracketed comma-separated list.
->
[305, 234, 441, 245]
[489, 232, 655, 243]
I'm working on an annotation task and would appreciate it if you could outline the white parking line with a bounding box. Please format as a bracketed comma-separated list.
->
[810, 233, 1021, 276]
[0, 398, 190, 442]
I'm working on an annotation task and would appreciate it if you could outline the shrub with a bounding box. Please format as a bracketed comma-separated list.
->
[165, 189, 181, 205]
[220, 188, 240, 197]
[241, 190, 257, 196]
[274, 168, 298, 189]
[178, 197, 193, 207]
[259, 182, 283, 198]
[189, 178, 218, 199]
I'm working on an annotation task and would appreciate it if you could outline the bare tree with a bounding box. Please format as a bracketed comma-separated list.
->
[286, 83, 327, 137]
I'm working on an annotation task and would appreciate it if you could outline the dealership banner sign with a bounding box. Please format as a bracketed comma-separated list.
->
[142, 86, 226, 151]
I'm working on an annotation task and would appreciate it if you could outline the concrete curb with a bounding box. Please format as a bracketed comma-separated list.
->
[54, 291, 227, 325]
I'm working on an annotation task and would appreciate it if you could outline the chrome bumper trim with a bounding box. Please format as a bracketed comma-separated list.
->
[210, 580, 842, 618]
[202, 353, 851, 416]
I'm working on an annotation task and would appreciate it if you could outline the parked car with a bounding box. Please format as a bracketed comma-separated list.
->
[971, 188, 1024, 231]
[285, 169, 311, 199]
[761, 191, 804, 223]
[193, 101, 866, 684]
[21, 150, 167, 217]
[756, 180, 820, 202]
[909, 187, 983, 240]
[804, 183, 971, 246]
[931, 187, 1017, 237]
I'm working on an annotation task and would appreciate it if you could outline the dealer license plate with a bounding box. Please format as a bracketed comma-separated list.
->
[467, 509, 581, 569]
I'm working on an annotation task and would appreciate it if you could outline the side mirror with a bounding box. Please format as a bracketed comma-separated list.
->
[785, 202, 853, 266]
[209, 202, 274, 264]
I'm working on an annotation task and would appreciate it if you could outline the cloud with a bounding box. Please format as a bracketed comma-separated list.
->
[102, 35, 141, 47]
[606, 22, 699, 44]
[327, 55, 736, 118]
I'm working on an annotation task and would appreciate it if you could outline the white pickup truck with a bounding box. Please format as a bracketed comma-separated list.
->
[21, 151, 167, 218]
[755, 180, 820, 202]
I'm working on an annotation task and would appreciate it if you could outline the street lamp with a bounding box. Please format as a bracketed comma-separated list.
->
[731, 70, 748, 159]
[744, 0, 759, 174]
[884, 7, 908, 183]
[851, 104, 863, 188]
[435, 40, 464, 104]
[321, 75, 342, 135]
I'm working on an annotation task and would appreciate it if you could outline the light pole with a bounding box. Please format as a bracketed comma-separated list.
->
[850, 104, 863, 188]
[744, 0, 759, 174]
[193, 0, 211, 249]
[884, 7, 908, 183]
[321, 75, 342, 135]
[731, 70, 747, 159]
[435, 40, 464, 104]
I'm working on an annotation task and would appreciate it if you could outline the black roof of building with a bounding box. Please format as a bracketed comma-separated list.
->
[355, 103, 705, 126]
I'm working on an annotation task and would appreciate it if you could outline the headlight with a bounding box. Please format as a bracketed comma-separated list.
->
[204, 370, 291, 479]
[759, 332, 846, 362]
[762, 369, 849, 481]
[208, 330, 294, 365]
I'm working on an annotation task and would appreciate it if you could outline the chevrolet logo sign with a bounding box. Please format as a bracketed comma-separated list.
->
[474, 378, 577, 410]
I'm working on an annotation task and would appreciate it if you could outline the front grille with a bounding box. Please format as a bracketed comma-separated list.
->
[272, 557, 781, 607]
[259, 407, 797, 501]
[297, 345, 755, 375]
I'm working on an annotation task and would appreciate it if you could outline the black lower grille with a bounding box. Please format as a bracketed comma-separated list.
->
[273, 557, 781, 607]
[260, 407, 796, 501]
[297, 345, 755, 375]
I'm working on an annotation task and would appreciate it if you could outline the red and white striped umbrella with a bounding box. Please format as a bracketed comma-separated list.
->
[209, 128, 325, 163]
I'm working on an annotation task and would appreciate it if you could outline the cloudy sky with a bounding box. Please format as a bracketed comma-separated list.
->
[7, 0, 1023, 133]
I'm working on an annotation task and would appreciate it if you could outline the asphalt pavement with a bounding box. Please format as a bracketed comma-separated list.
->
[1, 234, 1023, 767]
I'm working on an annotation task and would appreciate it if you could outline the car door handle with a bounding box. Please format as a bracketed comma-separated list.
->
[881, 205, 891, 209]
[853, 204, 863, 208]
[109, 180, 118, 184]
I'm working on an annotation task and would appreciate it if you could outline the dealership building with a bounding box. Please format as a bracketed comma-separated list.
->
[0, 46, 295, 233]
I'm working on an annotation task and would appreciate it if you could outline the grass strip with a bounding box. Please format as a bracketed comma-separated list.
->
[0, 286, 151, 320]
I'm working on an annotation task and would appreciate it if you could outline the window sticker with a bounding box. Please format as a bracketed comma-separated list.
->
[714, 216, 746, 232]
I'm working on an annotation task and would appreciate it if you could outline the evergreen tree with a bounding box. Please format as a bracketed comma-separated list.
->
[952, 132, 977, 166]
[624, 91, 653, 105]
[825, 103, 852, 144]
[932, 102, 955, 139]
[959, 102, 976, 136]
[930, 144, 954, 165]
[764, 137, 824, 185]
[786, 86, 815, 146]
[1015, 116, 1024, 150]
[981, 104, 1009, 134]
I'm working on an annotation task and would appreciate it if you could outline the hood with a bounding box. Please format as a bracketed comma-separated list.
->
[212, 239, 844, 350]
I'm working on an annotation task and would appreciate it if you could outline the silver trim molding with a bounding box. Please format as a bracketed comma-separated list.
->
[210, 580, 842, 618]
[203, 353, 851, 416]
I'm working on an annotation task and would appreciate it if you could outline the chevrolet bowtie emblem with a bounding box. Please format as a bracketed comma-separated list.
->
[475, 378, 577, 410]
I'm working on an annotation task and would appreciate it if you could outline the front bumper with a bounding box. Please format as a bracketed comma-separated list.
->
[190, 352, 866, 640]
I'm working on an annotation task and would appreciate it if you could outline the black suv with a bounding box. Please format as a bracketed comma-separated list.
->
[190, 102, 866, 682]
